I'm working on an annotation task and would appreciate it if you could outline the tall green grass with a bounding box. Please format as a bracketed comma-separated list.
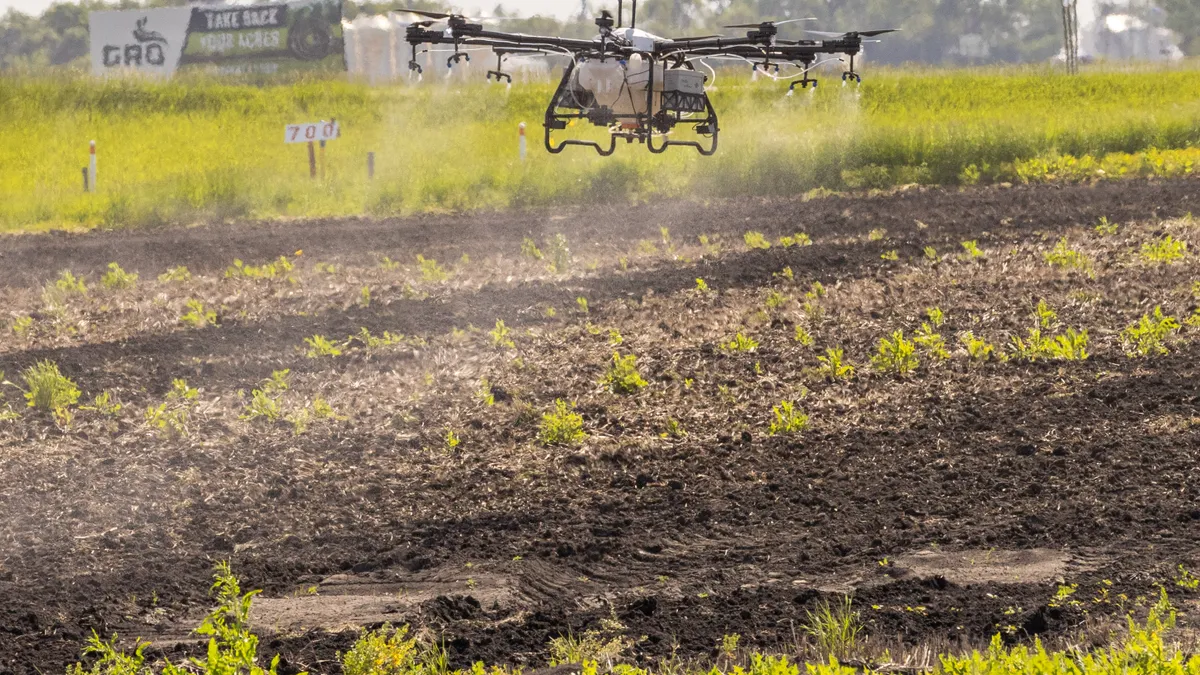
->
[2, 65, 1199, 231]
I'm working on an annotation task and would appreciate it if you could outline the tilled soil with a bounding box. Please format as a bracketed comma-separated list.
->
[1, 178, 1199, 675]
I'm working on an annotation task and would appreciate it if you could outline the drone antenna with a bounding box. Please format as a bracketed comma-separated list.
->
[617, 0, 623, 27]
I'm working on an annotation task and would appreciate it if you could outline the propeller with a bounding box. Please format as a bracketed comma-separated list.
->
[392, 8, 515, 24]
[724, 18, 816, 29]
[392, 8, 452, 19]
[668, 34, 726, 41]
[802, 28, 899, 38]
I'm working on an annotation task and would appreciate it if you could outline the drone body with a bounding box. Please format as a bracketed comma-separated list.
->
[400, 2, 895, 156]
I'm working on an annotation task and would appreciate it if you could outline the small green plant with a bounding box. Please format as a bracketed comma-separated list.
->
[521, 236, 544, 260]
[21, 360, 80, 421]
[359, 285, 371, 307]
[354, 327, 403, 348]
[880, 249, 899, 261]
[548, 617, 634, 667]
[1035, 299, 1058, 329]
[1121, 306, 1180, 357]
[314, 261, 338, 274]
[699, 234, 721, 255]
[768, 400, 809, 435]
[794, 325, 814, 346]
[960, 331, 999, 362]
[779, 233, 812, 248]
[539, 399, 585, 446]
[868, 228, 887, 241]
[225, 255, 294, 280]
[80, 391, 122, 417]
[662, 418, 687, 439]
[608, 328, 624, 346]
[817, 348, 855, 381]
[304, 335, 343, 358]
[1044, 237, 1091, 270]
[776, 266, 795, 281]
[1095, 216, 1119, 236]
[695, 278, 710, 293]
[240, 370, 289, 423]
[477, 378, 496, 406]
[722, 332, 759, 352]
[145, 379, 199, 439]
[490, 319, 515, 348]
[545, 233, 571, 272]
[924, 246, 939, 262]
[181, 299, 217, 328]
[379, 256, 401, 270]
[55, 270, 88, 295]
[872, 330, 919, 375]
[416, 254, 449, 282]
[914, 323, 949, 360]
[341, 623, 422, 675]
[445, 429, 460, 449]
[158, 265, 191, 282]
[926, 307, 945, 327]
[961, 240, 984, 259]
[101, 262, 138, 290]
[1141, 235, 1188, 264]
[720, 633, 741, 662]
[1175, 565, 1200, 591]
[802, 595, 862, 661]
[576, 296, 589, 314]
[10, 315, 32, 334]
[765, 290, 788, 310]
[602, 352, 648, 394]
[1010, 328, 1089, 361]
[744, 231, 771, 249]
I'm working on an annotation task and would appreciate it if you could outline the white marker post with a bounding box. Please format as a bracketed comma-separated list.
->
[518, 122, 527, 161]
[88, 140, 97, 192]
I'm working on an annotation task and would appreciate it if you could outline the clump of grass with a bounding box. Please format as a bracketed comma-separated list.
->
[181, 299, 217, 328]
[100, 262, 138, 290]
[768, 401, 809, 435]
[1141, 235, 1188, 264]
[744, 231, 771, 250]
[779, 233, 812, 248]
[871, 330, 919, 375]
[722, 332, 759, 352]
[341, 624, 422, 675]
[961, 240, 984, 259]
[21, 360, 80, 422]
[602, 352, 648, 395]
[960, 331, 1000, 362]
[10, 315, 33, 335]
[914, 322, 949, 360]
[548, 617, 634, 668]
[225, 255, 294, 280]
[304, 335, 342, 358]
[1121, 306, 1180, 357]
[880, 250, 899, 261]
[868, 228, 887, 241]
[794, 325, 814, 346]
[521, 236, 544, 261]
[802, 595, 862, 661]
[416, 254, 449, 282]
[240, 370, 289, 423]
[54, 270, 87, 295]
[1094, 216, 1119, 236]
[539, 399, 585, 446]
[1010, 328, 1090, 361]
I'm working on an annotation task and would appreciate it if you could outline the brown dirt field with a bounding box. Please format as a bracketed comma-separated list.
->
[1, 178, 1200, 674]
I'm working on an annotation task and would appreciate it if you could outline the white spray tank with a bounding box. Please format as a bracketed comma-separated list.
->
[577, 57, 625, 108]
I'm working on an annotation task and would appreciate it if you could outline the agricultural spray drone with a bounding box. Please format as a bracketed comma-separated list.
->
[398, 1, 895, 156]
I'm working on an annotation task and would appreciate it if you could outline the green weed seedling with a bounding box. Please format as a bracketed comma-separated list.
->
[304, 334, 342, 358]
[769, 401, 809, 435]
[924, 246, 940, 262]
[158, 266, 191, 283]
[817, 348, 855, 382]
[661, 418, 687, 439]
[695, 278, 710, 293]
[145, 378, 198, 440]
[765, 290, 788, 310]
[359, 286, 371, 307]
[872, 331, 919, 375]
[1035, 299, 1058, 329]
[80, 391, 122, 418]
[1044, 237, 1091, 271]
[416, 254, 450, 282]
[698, 234, 721, 256]
[1141, 235, 1188, 264]
[780, 233, 813, 248]
[868, 228, 887, 242]
[181, 299, 217, 328]
[314, 261, 338, 274]
[545, 233, 571, 273]
[960, 331, 1000, 362]
[490, 319, 515, 349]
[1121, 306, 1180, 357]
[1095, 217, 1119, 236]
[608, 329, 623, 346]
[794, 325, 815, 346]
[55, 270, 88, 295]
[744, 231, 771, 250]
[723, 332, 759, 352]
[21, 360, 80, 423]
[240, 370, 289, 423]
[477, 379, 496, 406]
[775, 266, 795, 281]
[225, 255, 294, 280]
[603, 352, 648, 394]
[914, 323, 950, 360]
[539, 399, 585, 446]
[926, 307, 946, 327]
[881, 250, 899, 261]
[379, 256, 401, 270]
[10, 315, 32, 335]
[1010, 328, 1089, 362]
[354, 327, 404, 349]
[101, 262, 138, 290]
[961, 240, 984, 259]
[521, 236, 544, 261]
[576, 297, 589, 314]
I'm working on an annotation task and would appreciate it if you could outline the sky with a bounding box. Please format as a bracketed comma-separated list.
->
[0, 0, 579, 18]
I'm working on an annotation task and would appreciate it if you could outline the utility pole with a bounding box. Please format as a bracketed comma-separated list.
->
[1061, 0, 1080, 74]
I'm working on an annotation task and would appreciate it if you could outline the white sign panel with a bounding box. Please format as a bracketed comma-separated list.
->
[284, 122, 340, 144]
[89, 7, 193, 77]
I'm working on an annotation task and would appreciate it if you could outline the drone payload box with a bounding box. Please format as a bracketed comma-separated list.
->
[662, 69, 705, 95]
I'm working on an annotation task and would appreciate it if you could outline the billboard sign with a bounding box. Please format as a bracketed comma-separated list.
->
[90, 0, 344, 77]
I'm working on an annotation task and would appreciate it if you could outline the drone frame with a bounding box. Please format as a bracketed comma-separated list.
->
[399, 1, 892, 156]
